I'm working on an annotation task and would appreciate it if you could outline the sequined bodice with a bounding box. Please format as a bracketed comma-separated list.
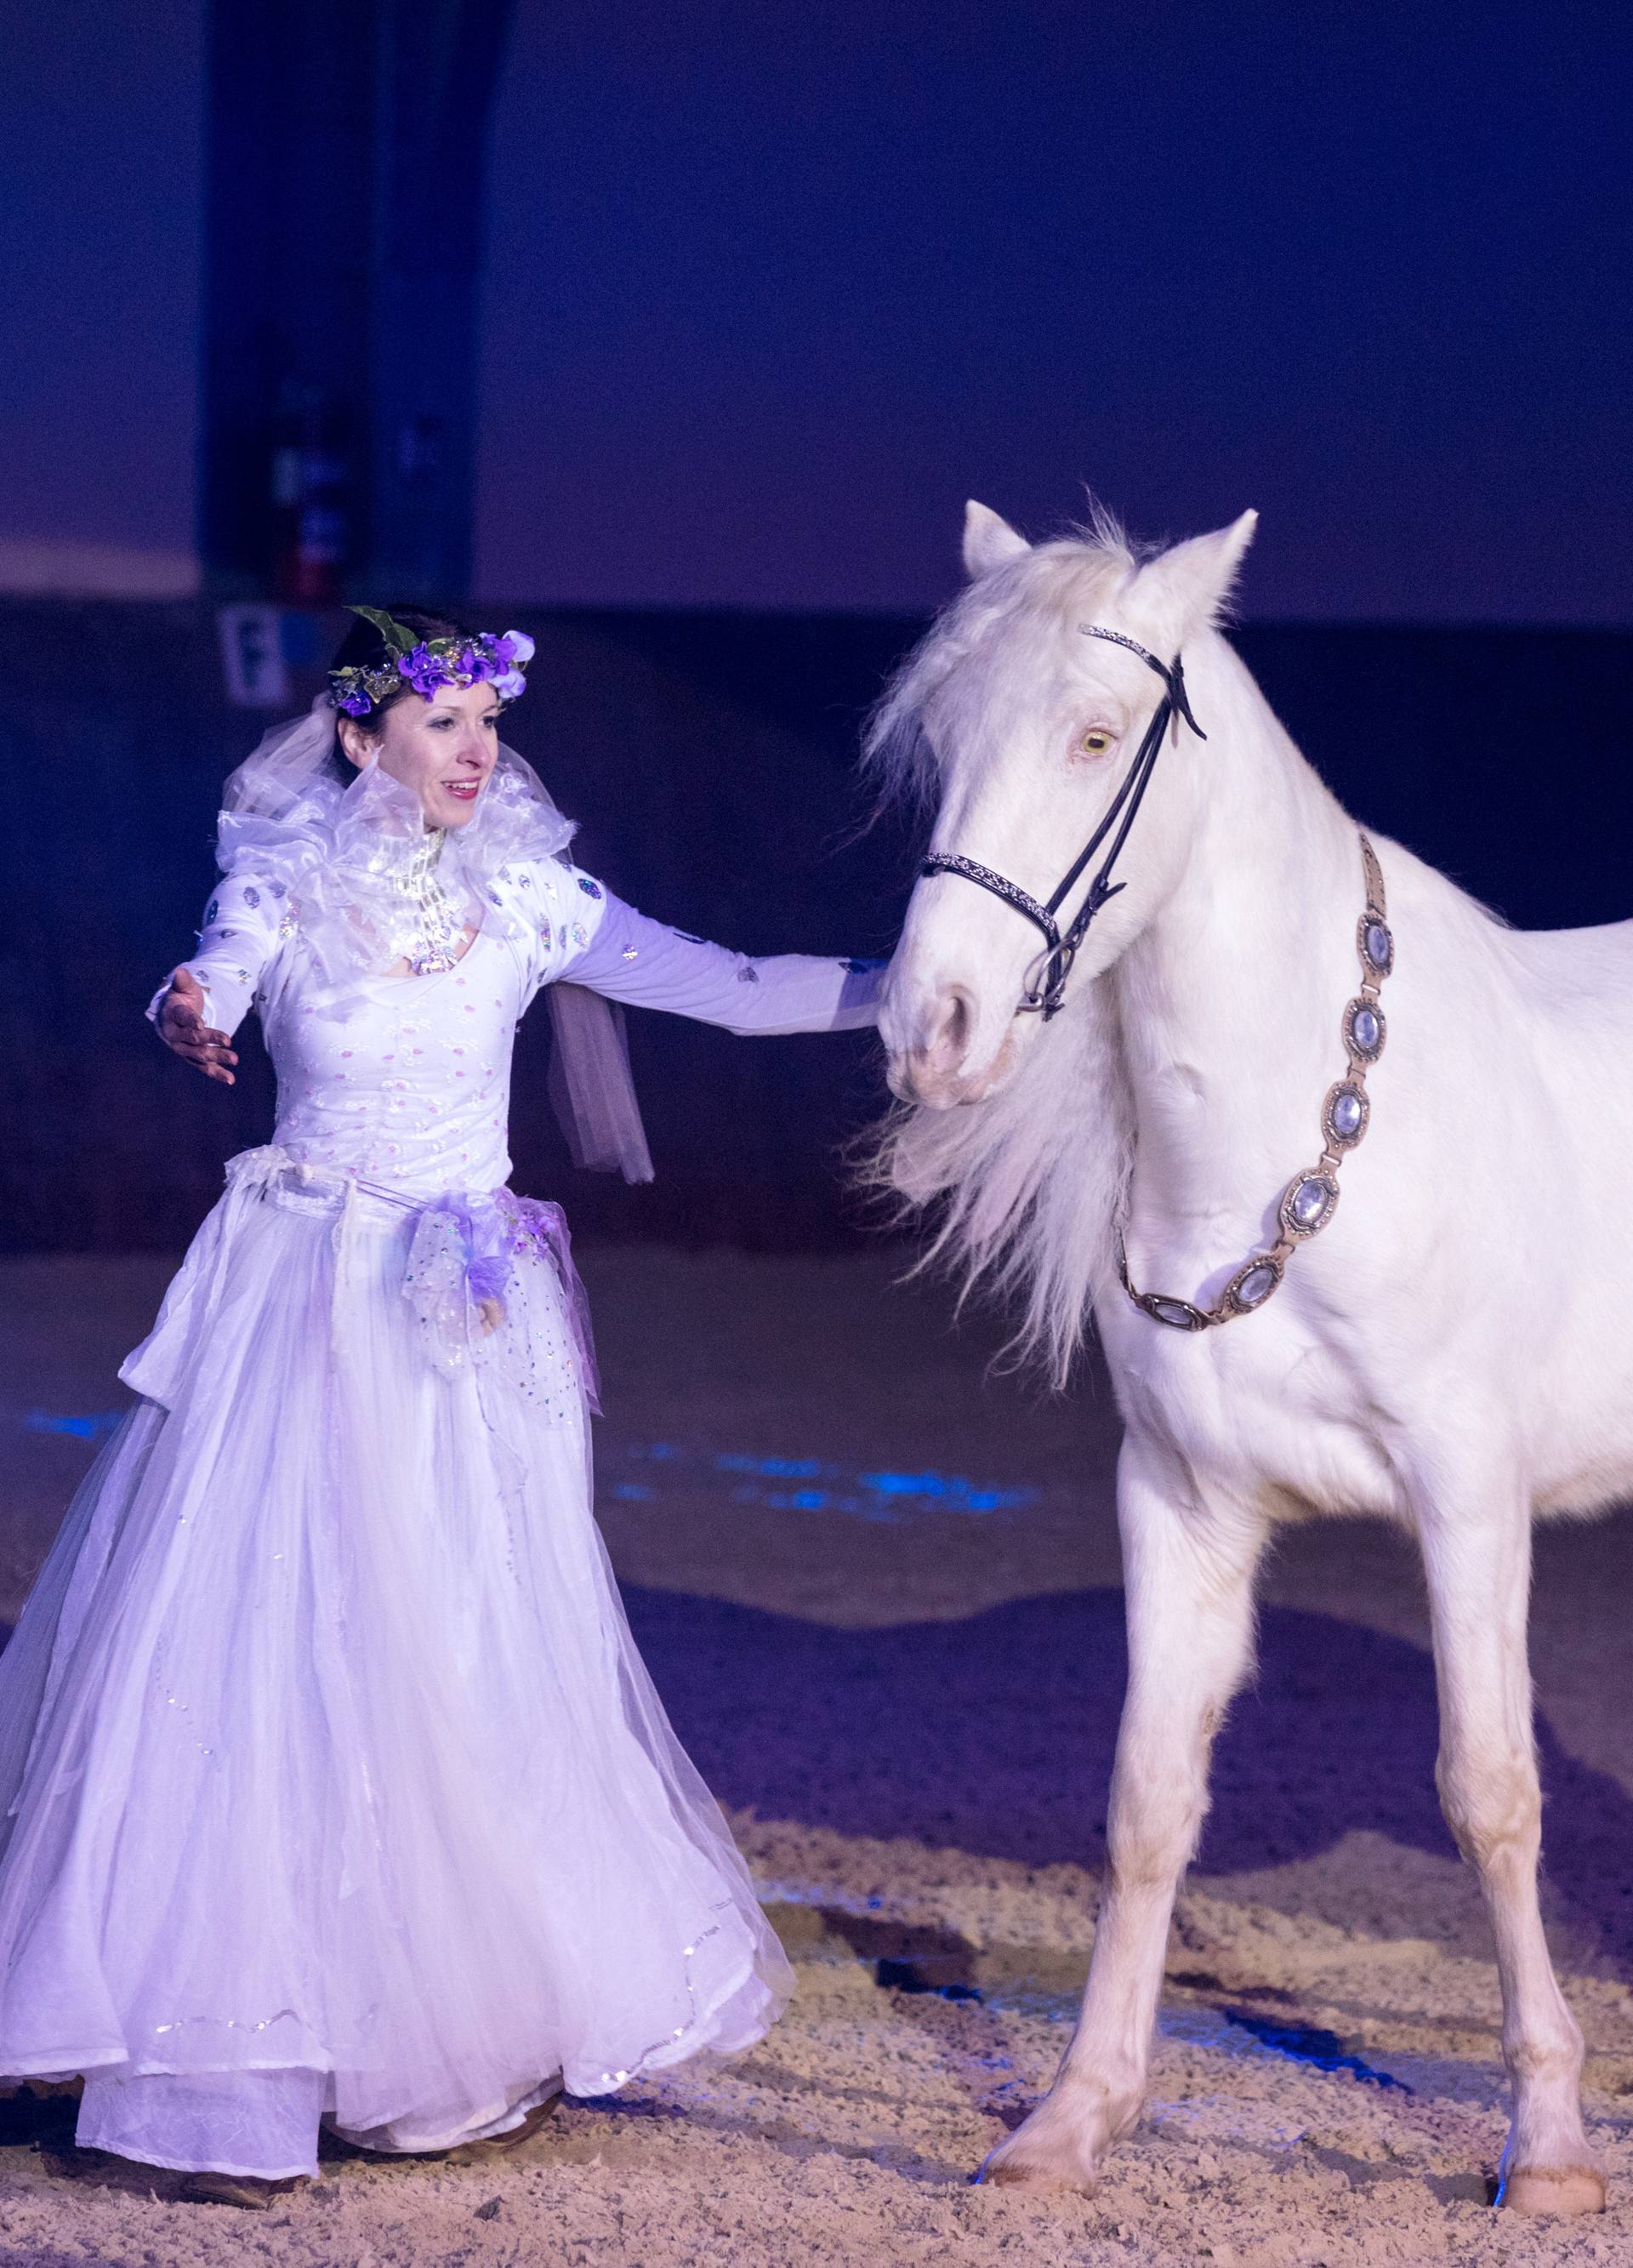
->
[165, 848, 882, 1202]
[395, 829, 470, 977]
[260, 928, 522, 1199]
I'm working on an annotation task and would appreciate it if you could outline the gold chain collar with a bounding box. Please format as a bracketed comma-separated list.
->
[1118, 833, 1391, 1331]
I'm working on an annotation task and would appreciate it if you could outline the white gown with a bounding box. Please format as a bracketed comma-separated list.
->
[0, 853, 879, 2179]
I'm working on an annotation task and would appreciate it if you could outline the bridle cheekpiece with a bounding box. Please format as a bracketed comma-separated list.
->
[913, 619, 1397, 1336]
[919, 626, 1204, 1020]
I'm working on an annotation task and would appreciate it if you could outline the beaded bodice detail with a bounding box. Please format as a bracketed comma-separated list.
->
[164, 852, 883, 1206]
[396, 830, 468, 977]
[261, 930, 522, 1200]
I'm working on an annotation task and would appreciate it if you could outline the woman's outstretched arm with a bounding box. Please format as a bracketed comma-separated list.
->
[554, 878, 884, 1034]
[148, 874, 289, 1081]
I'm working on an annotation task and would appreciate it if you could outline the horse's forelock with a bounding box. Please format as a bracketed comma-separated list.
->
[863, 528, 1137, 824]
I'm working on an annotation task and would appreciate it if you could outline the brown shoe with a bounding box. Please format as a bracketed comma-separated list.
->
[443, 2088, 564, 2166]
[179, 2170, 306, 2210]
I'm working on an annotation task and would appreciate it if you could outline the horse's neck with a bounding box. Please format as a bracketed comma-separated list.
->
[1113, 636, 1361, 1213]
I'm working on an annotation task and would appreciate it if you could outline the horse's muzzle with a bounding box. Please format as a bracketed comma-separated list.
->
[885, 987, 1016, 1108]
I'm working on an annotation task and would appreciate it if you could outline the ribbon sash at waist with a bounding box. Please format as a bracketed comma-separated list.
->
[227, 1145, 600, 1415]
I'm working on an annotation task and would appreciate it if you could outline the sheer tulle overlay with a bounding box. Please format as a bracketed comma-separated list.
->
[0, 1166, 790, 2178]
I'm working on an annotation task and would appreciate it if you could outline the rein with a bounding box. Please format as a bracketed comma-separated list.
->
[919, 626, 1205, 1020]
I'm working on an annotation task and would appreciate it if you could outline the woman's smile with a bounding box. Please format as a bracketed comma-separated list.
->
[339, 676, 503, 827]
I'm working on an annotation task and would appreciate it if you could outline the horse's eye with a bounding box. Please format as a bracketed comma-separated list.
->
[1078, 727, 1114, 757]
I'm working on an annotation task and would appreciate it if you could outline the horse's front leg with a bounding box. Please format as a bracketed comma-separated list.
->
[982, 1437, 1265, 2191]
[1418, 1484, 1606, 2215]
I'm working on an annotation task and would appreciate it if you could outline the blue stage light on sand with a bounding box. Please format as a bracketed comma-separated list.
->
[1225, 2009, 1411, 2093]
[613, 1443, 1038, 1524]
[716, 1455, 826, 1479]
[24, 1411, 126, 1441]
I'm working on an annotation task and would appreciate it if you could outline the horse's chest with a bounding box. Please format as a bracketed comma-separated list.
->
[1105, 1318, 1399, 1520]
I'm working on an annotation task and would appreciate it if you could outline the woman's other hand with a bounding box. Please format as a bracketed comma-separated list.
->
[157, 969, 239, 1085]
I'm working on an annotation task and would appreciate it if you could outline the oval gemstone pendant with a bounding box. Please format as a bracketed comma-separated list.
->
[1224, 1255, 1283, 1314]
[1144, 1295, 1207, 1331]
[1343, 998, 1385, 1062]
[1279, 1170, 1340, 1240]
[1323, 1080, 1370, 1149]
[1357, 914, 1394, 978]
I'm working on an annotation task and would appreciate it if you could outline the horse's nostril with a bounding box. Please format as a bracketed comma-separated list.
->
[930, 987, 973, 1068]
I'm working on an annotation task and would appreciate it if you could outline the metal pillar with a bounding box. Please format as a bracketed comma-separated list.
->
[199, 0, 515, 604]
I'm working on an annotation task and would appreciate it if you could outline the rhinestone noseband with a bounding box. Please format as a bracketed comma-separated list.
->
[1118, 833, 1392, 1331]
[919, 626, 1205, 1020]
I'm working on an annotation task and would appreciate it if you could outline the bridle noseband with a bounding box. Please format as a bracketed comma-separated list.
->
[919, 626, 1205, 1019]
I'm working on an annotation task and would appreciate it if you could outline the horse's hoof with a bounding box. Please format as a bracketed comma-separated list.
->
[976, 2132, 1099, 2195]
[1497, 2164, 1607, 2215]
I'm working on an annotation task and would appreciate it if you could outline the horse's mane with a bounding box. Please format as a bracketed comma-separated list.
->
[865, 507, 1141, 818]
[862, 520, 1140, 1387]
[863, 989, 1135, 1389]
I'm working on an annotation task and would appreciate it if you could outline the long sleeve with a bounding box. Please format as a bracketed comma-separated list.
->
[146, 873, 292, 1039]
[555, 883, 884, 1035]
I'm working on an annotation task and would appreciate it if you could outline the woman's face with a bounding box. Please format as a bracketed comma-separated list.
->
[339, 681, 502, 829]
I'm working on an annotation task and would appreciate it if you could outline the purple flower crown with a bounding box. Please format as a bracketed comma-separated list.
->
[328, 607, 535, 718]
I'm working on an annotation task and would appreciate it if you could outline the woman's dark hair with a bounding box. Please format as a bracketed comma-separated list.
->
[329, 602, 477, 737]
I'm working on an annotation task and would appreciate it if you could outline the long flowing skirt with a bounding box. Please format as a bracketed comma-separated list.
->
[0, 1157, 790, 2178]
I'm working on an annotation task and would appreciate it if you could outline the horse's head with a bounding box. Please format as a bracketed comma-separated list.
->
[875, 502, 1257, 1108]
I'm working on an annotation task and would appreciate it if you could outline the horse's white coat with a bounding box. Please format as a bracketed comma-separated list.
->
[872, 504, 1623, 2212]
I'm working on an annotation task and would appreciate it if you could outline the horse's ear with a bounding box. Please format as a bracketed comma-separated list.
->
[1130, 510, 1258, 636]
[963, 500, 1031, 578]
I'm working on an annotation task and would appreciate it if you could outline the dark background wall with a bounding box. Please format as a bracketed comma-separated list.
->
[3, 1, 1630, 620]
[3, 4, 1629, 1251]
[4, 603, 1630, 1256]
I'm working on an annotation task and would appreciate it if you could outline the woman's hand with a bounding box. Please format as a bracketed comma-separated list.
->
[157, 969, 239, 1085]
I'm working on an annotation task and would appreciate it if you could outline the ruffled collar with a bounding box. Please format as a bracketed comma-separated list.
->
[215, 738, 574, 985]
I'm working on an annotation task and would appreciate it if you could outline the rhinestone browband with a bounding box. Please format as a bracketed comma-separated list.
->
[1118, 833, 1391, 1331]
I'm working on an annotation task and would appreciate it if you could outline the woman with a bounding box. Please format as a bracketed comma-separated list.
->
[0, 608, 880, 2205]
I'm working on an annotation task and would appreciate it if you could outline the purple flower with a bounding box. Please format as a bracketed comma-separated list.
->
[400, 643, 455, 698]
[350, 630, 529, 707]
[466, 1253, 509, 1303]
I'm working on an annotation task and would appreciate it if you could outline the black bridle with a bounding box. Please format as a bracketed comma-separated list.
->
[919, 626, 1206, 1019]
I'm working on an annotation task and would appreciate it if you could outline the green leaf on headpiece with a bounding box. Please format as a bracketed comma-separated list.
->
[349, 605, 419, 656]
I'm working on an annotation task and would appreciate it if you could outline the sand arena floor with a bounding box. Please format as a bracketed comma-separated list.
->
[0, 1246, 1629, 2267]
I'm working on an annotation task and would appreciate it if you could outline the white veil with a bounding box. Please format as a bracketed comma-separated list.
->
[217, 696, 654, 1183]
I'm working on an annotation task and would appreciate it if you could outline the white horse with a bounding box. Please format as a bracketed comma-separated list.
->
[872, 499, 1621, 2216]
